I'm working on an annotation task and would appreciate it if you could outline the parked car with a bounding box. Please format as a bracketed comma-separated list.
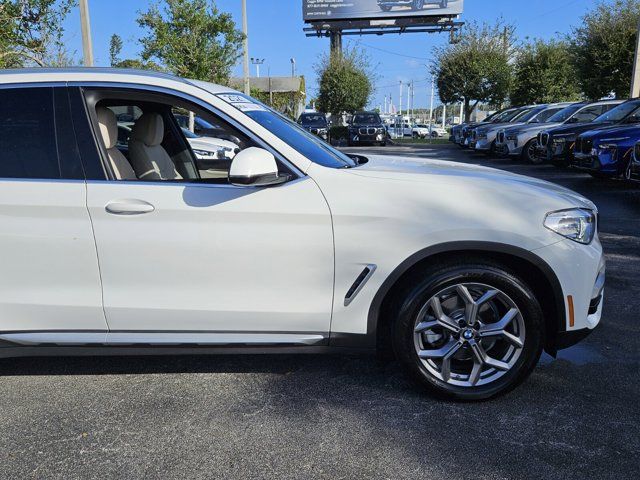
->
[571, 125, 640, 178]
[473, 105, 541, 154]
[0, 68, 605, 401]
[298, 112, 329, 142]
[627, 140, 640, 182]
[348, 111, 387, 146]
[413, 123, 448, 138]
[494, 103, 573, 160]
[451, 108, 513, 148]
[537, 98, 639, 167]
[497, 100, 623, 163]
[378, 0, 448, 12]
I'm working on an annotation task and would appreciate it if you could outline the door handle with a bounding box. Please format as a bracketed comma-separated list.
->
[105, 199, 155, 215]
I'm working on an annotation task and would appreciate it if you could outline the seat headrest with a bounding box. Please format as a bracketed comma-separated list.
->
[131, 113, 165, 147]
[96, 107, 118, 149]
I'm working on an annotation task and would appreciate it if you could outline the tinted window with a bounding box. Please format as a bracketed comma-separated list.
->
[547, 104, 583, 122]
[0, 87, 60, 179]
[353, 113, 382, 125]
[531, 107, 563, 123]
[299, 114, 327, 126]
[594, 100, 640, 123]
[571, 105, 605, 123]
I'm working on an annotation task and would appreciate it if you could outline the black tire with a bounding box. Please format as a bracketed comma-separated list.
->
[522, 139, 539, 164]
[413, 132, 419, 139]
[391, 257, 544, 400]
[431, 131, 438, 138]
[483, 141, 497, 156]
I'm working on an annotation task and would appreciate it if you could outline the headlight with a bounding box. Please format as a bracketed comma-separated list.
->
[544, 208, 596, 244]
[598, 143, 618, 150]
[554, 133, 577, 143]
[193, 148, 217, 157]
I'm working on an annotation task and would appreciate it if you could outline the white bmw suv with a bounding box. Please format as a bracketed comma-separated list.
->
[0, 69, 604, 400]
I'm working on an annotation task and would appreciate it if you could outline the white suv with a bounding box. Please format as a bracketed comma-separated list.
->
[0, 69, 604, 400]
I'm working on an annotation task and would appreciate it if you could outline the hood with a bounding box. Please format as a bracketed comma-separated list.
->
[349, 154, 595, 209]
[187, 136, 237, 151]
[547, 121, 616, 137]
[580, 124, 640, 142]
[505, 122, 562, 135]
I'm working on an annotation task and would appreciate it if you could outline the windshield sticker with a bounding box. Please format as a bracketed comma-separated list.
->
[218, 94, 268, 112]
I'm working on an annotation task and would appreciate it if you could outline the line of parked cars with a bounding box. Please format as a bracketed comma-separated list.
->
[450, 98, 640, 184]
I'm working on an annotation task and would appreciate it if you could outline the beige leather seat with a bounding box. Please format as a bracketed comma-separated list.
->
[128, 113, 182, 181]
[96, 107, 137, 180]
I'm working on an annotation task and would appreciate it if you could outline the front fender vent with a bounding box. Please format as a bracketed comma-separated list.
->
[344, 265, 377, 306]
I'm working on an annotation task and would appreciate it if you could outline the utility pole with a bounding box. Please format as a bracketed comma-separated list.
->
[384, 95, 387, 115]
[242, 0, 250, 95]
[79, 0, 94, 67]
[399, 81, 403, 116]
[442, 103, 447, 128]
[632, 19, 640, 98]
[290, 58, 296, 77]
[406, 82, 411, 121]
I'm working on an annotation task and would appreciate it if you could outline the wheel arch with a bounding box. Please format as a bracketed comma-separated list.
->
[368, 241, 566, 357]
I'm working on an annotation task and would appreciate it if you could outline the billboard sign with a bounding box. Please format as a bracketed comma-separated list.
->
[303, 0, 463, 22]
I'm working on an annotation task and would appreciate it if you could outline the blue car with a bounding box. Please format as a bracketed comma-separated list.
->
[571, 124, 640, 178]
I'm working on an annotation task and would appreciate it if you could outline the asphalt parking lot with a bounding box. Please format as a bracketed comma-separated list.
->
[1, 144, 638, 480]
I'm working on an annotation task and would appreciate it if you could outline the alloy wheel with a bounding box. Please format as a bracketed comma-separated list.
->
[413, 283, 525, 387]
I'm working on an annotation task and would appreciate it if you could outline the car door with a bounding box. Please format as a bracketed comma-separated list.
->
[74, 87, 334, 343]
[0, 86, 107, 343]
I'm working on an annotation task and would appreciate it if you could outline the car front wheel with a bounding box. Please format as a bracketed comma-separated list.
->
[392, 258, 544, 400]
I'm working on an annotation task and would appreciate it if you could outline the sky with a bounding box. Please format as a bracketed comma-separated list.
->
[62, 0, 595, 110]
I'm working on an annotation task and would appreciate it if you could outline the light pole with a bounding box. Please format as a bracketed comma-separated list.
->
[250, 58, 265, 78]
[79, 0, 94, 66]
[241, 0, 250, 95]
[428, 76, 435, 129]
[290, 58, 296, 77]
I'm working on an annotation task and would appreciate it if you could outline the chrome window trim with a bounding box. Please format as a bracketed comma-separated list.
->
[68, 81, 305, 181]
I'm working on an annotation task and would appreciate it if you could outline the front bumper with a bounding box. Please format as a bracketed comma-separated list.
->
[474, 137, 494, 151]
[533, 237, 605, 349]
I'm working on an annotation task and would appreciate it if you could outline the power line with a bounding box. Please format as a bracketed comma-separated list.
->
[358, 42, 430, 61]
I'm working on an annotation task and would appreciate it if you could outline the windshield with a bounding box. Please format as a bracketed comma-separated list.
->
[594, 100, 640, 123]
[353, 113, 382, 125]
[491, 109, 518, 123]
[217, 93, 357, 169]
[299, 114, 327, 126]
[509, 108, 534, 122]
[547, 104, 583, 122]
[530, 107, 563, 123]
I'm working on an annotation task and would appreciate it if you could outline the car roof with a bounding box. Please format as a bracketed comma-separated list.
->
[0, 67, 234, 94]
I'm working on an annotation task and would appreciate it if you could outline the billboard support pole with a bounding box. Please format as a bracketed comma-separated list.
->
[330, 30, 343, 58]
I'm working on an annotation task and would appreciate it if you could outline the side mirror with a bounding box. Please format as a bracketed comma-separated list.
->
[228, 147, 289, 187]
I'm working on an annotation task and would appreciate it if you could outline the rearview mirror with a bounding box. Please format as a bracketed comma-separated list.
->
[228, 147, 289, 187]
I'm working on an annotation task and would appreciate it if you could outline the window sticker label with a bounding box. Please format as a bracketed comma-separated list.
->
[218, 94, 268, 112]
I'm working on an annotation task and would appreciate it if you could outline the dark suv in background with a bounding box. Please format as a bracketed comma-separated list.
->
[348, 112, 387, 146]
[298, 113, 329, 141]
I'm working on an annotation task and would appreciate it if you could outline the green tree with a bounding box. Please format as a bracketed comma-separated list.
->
[511, 39, 581, 105]
[137, 0, 243, 83]
[433, 21, 515, 121]
[570, 0, 640, 99]
[316, 46, 374, 116]
[108, 33, 161, 70]
[0, 0, 75, 68]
